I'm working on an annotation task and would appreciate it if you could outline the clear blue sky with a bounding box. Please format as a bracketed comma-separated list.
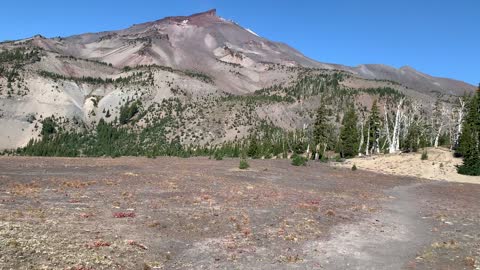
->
[1, 0, 478, 85]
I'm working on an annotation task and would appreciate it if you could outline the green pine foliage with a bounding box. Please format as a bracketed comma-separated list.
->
[0, 48, 41, 64]
[37, 70, 147, 86]
[402, 117, 423, 153]
[339, 105, 359, 158]
[41, 117, 57, 137]
[313, 102, 333, 159]
[367, 100, 381, 153]
[18, 116, 183, 157]
[247, 134, 260, 158]
[119, 100, 142, 125]
[214, 151, 224, 160]
[457, 85, 480, 176]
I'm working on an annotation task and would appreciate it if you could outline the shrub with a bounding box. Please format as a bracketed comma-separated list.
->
[239, 159, 249, 170]
[352, 164, 357, 171]
[291, 154, 307, 166]
[421, 151, 428, 160]
[214, 151, 224, 160]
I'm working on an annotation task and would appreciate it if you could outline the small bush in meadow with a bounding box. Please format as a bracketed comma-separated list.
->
[291, 154, 308, 166]
[238, 159, 250, 170]
[352, 164, 357, 171]
[214, 151, 224, 160]
[421, 151, 428, 160]
[239, 159, 250, 170]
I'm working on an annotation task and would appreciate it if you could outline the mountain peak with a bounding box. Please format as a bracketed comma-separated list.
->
[189, 9, 217, 18]
[149, 9, 220, 26]
[400, 65, 415, 71]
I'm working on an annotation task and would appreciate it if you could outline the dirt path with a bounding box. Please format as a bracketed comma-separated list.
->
[303, 182, 432, 269]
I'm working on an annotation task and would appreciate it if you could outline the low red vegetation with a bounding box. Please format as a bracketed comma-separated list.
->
[94, 241, 111, 247]
[86, 240, 111, 249]
[69, 266, 94, 270]
[80, 213, 94, 218]
[126, 240, 148, 250]
[113, 212, 136, 218]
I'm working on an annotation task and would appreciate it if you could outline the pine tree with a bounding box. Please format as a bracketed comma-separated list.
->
[367, 100, 381, 154]
[403, 116, 421, 153]
[313, 102, 331, 160]
[339, 105, 359, 158]
[457, 84, 480, 175]
[247, 134, 259, 158]
[41, 117, 56, 138]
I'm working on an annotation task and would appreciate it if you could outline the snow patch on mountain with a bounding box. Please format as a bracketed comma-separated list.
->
[246, 28, 259, 37]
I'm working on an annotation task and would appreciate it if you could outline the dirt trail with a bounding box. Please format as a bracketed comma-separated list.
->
[303, 182, 432, 269]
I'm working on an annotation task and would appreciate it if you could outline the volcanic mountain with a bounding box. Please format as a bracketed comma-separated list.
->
[0, 9, 475, 150]
[26, 9, 473, 95]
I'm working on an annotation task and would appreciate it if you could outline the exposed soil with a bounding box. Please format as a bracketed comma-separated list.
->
[338, 147, 480, 185]
[0, 157, 479, 269]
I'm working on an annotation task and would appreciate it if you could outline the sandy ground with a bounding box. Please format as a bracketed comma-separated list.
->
[337, 147, 480, 185]
[0, 157, 479, 269]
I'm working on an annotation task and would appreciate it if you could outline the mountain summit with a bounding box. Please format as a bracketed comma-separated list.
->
[26, 10, 473, 95]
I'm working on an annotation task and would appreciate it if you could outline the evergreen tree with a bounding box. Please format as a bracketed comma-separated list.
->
[367, 100, 381, 154]
[339, 105, 359, 158]
[247, 134, 259, 158]
[313, 102, 331, 159]
[457, 84, 480, 175]
[402, 117, 421, 153]
[41, 117, 56, 138]
[119, 101, 141, 125]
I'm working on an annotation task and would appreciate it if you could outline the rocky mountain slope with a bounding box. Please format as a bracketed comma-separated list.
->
[0, 9, 475, 150]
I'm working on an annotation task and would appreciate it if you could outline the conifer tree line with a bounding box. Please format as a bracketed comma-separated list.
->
[14, 93, 466, 162]
[456, 84, 480, 175]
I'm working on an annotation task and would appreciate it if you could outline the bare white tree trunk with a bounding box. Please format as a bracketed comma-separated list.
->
[432, 101, 447, 148]
[394, 111, 403, 151]
[388, 99, 404, 153]
[434, 125, 443, 148]
[358, 121, 364, 156]
[453, 98, 466, 149]
[384, 105, 392, 152]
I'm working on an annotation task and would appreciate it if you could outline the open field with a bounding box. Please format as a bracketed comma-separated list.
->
[0, 157, 479, 269]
